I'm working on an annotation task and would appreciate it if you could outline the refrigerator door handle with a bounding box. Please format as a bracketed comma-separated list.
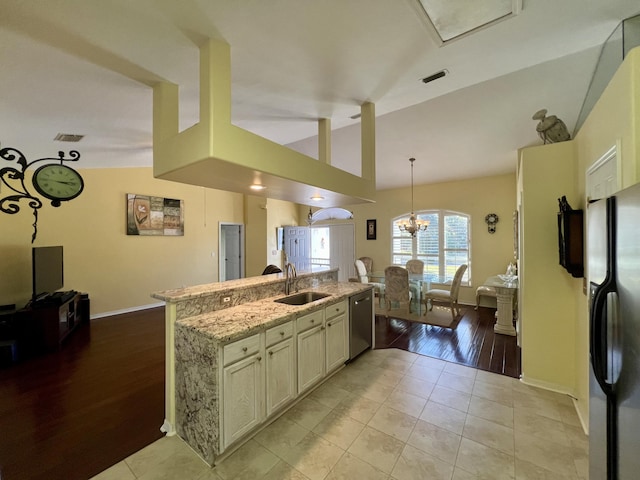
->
[590, 280, 617, 395]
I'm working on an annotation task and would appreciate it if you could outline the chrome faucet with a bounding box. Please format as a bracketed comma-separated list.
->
[284, 262, 297, 295]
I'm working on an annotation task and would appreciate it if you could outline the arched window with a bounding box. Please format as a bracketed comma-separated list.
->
[391, 210, 471, 284]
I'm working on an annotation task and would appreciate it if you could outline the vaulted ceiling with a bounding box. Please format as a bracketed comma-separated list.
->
[1, 0, 638, 191]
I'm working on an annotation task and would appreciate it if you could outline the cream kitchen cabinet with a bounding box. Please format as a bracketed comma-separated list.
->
[265, 321, 295, 416]
[296, 309, 325, 394]
[222, 334, 263, 449]
[219, 300, 352, 457]
[325, 300, 348, 373]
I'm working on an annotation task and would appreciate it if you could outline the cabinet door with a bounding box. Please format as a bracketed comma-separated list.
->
[326, 312, 348, 372]
[265, 338, 295, 416]
[223, 353, 263, 448]
[297, 324, 325, 394]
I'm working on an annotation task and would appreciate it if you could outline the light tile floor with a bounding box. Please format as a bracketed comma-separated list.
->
[91, 348, 588, 480]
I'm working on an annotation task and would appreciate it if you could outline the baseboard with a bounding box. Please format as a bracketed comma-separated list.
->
[572, 396, 589, 435]
[519, 374, 575, 397]
[91, 302, 165, 320]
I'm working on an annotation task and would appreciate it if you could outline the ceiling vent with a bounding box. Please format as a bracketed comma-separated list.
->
[54, 133, 84, 142]
[422, 70, 448, 84]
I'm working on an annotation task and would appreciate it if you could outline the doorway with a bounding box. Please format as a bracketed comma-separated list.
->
[219, 223, 245, 281]
[310, 223, 355, 281]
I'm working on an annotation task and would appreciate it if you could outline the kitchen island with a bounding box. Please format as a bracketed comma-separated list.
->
[152, 268, 373, 466]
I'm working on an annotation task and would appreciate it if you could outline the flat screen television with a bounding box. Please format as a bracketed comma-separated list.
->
[32, 246, 64, 300]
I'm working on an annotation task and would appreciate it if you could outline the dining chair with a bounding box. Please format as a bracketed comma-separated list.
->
[355, 259, 384, 304]
[405, 259, 424, 274]
[475, 264, 516, 309]
[384, 266, 413, 313]
[405, 259, 424, 305]
[475, 285, 497, 309]
[358, 256, 373, 274]
[423, 264, 468, 320]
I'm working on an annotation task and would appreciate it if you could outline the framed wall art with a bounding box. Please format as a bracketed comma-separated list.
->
[366, 219, 376, 240]
[126, 193, 184, 236]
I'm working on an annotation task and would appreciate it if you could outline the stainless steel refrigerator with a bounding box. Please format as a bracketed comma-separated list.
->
[588, 181, 640, 480]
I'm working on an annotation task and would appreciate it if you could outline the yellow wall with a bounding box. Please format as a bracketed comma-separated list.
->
[571, 46, 640, 428]
[347, 173, 517, 306]
[266, 198, 300, 269]
[516, 47, 640, 430]
[0, 167, 244, 315]
[518, 141, 580, 392]
[244, 195, 268, 277]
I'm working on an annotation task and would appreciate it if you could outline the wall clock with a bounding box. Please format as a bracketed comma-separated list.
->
[0, 146, 84, 242]
[32, 164, 84, 206]
[485, 213, 499, 233]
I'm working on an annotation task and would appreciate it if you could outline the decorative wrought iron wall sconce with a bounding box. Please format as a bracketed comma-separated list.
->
[0, 146, 84, 242]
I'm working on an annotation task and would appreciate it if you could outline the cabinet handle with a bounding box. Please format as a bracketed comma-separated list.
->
[321, 326, 325, 330]
[257, 356, 262, 361]
[269, 351, 273, 356]
[242, 347, 248, 352]
[311, 319, 315, 323]
[280, 331, 285, 336]
[327, 322, 332, 327]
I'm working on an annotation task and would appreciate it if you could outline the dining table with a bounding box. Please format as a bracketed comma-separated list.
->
[483, 275, 518, 336]
[369, 270, 446, 316]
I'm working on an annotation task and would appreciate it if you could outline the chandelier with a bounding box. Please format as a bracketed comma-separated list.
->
[398, 157, 429, 237]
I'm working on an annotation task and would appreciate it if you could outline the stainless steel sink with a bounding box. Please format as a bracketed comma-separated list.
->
[274, 291, 330, 305]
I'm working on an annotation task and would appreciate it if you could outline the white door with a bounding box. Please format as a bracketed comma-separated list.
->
[283, 226, 310, 272]
[329, 224, 355, 281]
[220, 223, 244, 281]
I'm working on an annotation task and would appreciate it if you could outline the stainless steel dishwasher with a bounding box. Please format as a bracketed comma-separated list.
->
[349, 290, 373, 360]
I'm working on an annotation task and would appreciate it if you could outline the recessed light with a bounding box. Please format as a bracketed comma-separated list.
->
[250, 184, 266, 191]
[311, 195, 324, 201]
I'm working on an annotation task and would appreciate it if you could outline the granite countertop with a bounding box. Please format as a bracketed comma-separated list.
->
[151, 267, 338, 302]
[177, 282, 372, 343]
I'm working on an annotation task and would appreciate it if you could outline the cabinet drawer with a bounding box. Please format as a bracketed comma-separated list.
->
[266, 320, 293, 347]
[296, 309, 324, 333]
[223, 333, 261, 366]
[325, 300, 347, 320]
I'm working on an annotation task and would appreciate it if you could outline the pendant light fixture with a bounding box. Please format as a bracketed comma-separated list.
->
[398, 157, 429, 237]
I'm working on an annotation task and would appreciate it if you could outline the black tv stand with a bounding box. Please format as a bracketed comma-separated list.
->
[32, 290, 78, 308]
[17, 292, 89, 356]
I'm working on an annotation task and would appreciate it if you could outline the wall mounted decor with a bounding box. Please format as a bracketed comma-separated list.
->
[485, 213, 499, 233]
[0, 146, 84, 242]
[366, 219, 377, 240]
[557, 196, 584, 278]
[126, 193, 184, 236]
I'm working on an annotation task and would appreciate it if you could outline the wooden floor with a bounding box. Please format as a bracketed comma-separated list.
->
[0, 308, 165, 480]
[375, 305, 521, 378]
[0, 303, 518, 480]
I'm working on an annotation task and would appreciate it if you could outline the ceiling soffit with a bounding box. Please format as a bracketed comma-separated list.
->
[152, 39, 376, 207]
